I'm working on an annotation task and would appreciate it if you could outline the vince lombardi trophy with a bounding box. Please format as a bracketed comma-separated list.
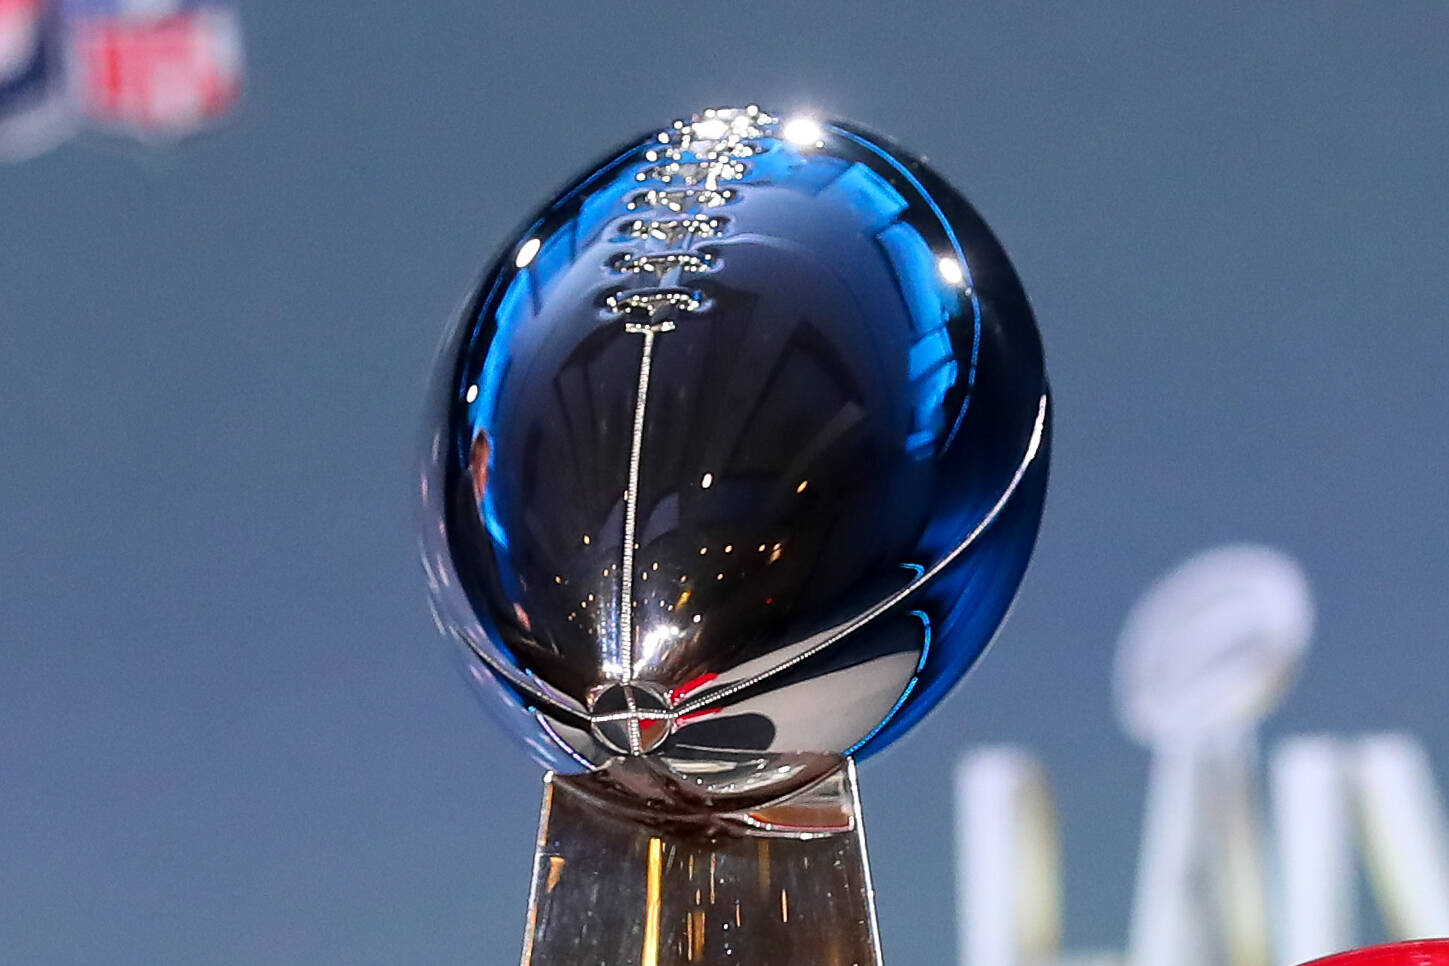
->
[418, 105, 1049, 965]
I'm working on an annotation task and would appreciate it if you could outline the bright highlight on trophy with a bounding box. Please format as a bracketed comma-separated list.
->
[418, 104, 1049, 965]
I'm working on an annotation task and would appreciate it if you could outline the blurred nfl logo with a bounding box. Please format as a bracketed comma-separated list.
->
[66, 0, 241, 136]
[0, 0, 72, 159]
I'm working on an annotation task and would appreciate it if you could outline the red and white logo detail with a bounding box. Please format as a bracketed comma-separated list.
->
[71, 8, 241, 133]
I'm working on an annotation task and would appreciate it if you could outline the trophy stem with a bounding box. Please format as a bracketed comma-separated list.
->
[521, 757, 883, 966]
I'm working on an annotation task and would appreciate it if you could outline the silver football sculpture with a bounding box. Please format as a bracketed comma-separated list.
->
[419, 105, 1049, 804]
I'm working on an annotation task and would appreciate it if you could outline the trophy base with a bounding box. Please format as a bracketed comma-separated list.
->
[521, 755, 882, 965]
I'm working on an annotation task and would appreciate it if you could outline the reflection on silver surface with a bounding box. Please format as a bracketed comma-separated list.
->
[523, 757, 880, 965]
[418, 105, 1050, 788]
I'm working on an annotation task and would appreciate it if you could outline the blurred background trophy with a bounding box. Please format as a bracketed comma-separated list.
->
[417, 105, 1050, 964]
[954, 546, 1449, 966]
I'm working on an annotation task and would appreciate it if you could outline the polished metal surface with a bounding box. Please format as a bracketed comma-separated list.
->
[523, 757, 881, 966]
[419, 105, 1050, 784]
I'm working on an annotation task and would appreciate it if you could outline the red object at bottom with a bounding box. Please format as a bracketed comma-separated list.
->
[1304, 941, 1449, 966]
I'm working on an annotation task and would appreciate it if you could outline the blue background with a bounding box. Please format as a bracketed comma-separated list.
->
[2, 3, 1447, 962]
